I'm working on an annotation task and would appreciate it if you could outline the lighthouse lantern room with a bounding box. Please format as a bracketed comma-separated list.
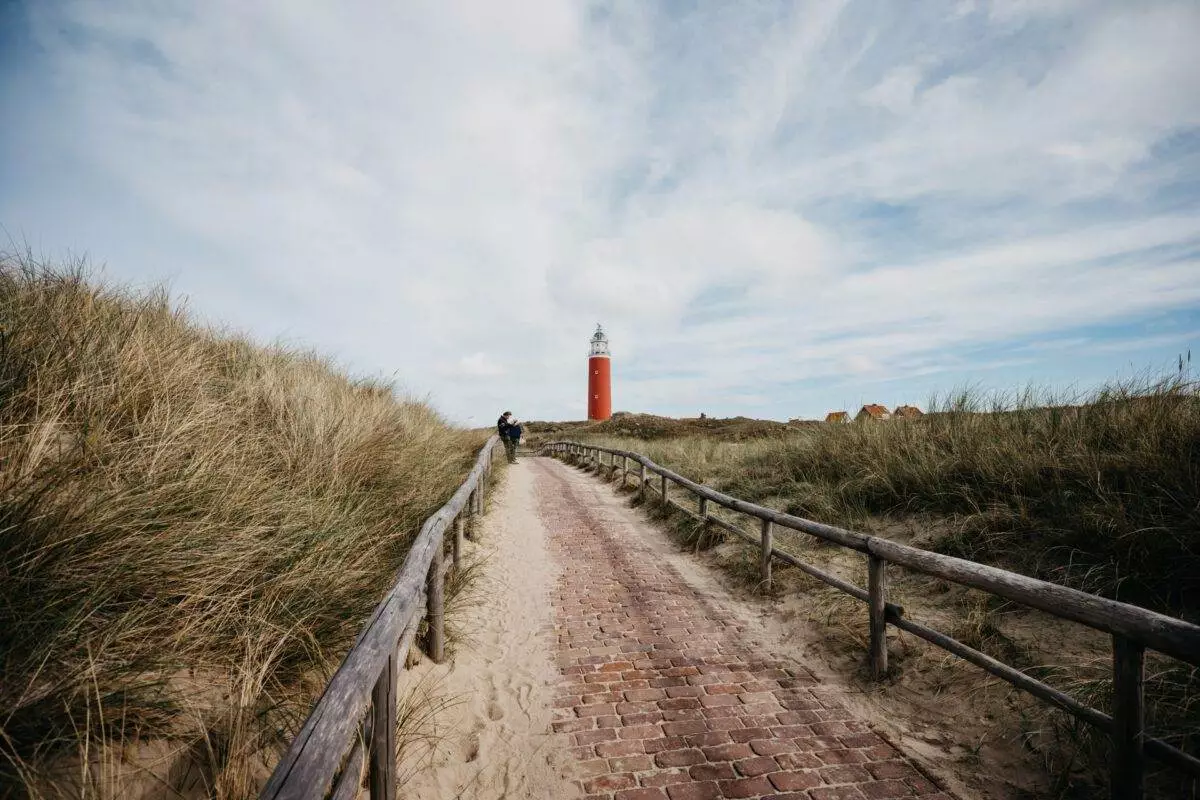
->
[587, 323, 612, 421]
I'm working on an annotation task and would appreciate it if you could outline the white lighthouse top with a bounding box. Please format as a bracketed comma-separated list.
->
[589, 323, 610, 357]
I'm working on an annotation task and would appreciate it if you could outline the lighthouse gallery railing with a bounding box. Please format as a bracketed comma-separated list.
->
[259, 436, 501, 800]
[545, 440, 1200, 800]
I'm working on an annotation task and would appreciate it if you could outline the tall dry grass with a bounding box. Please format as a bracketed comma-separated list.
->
[0, 256, 486, 798]
[564, 379, 1199, 797]
[578, 379, 1200, 614]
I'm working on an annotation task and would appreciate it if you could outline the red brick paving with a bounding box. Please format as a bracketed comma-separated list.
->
[531, 458, 953, 800]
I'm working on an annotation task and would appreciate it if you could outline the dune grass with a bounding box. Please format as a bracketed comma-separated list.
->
[564, 379, 1200, 615]
[0, 256, 487, 798]
[546, 379, 1199, 797]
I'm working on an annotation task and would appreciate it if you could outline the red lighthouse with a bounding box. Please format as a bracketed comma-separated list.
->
[588, 323, 612, 421]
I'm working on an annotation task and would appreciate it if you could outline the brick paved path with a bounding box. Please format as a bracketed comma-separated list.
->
[530, 457, 952, 800]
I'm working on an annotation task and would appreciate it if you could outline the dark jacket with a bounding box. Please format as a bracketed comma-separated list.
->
[497, 416, 513, 439]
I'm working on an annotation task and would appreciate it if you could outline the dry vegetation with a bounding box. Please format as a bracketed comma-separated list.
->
[527, 411, 811, 442]
[0, 256, 487, 798]
[536, 382, 1200, 798]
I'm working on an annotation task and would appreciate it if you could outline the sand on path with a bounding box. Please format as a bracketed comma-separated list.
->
[397, 455, 963, 799]
[398, 463, 579, 799]
[530, 456, 957, 800]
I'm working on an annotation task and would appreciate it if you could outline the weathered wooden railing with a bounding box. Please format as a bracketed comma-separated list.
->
[260, 435, 501, 800]
[545, 441, 1200, 800]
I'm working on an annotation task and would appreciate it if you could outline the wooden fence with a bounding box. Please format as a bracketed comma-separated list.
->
[259, 435, 501, 800]
[546, 440, 1200, 800]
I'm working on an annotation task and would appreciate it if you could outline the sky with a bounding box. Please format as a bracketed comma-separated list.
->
[2, 0, 1199, 425]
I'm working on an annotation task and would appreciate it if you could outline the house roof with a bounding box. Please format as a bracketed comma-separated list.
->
[893, 405, 924, 417]
[857, 404, 890, 419]
[825, 411, 850, 422]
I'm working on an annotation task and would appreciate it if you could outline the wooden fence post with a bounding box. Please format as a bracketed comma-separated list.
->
[661, 475, 668, 506]
[760, 519, 773, 589]
[698, 496, 708, 520]
[639, 464, 647, 501]
[622, 455, 629, 486]
[368, 654, 397, 800]
[453, 514, 464, 566]
[427, 536, 445, 663]
[868, 555, 888, 679]
[1112, 635, 1145, 800]
[465, 489, 476, 541]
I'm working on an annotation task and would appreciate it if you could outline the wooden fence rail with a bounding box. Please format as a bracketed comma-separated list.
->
[545, 441, 1200, 800]
[260, 435, 502, 800]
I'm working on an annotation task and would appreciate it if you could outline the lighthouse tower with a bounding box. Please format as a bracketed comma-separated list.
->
[588, 323, 612, 421]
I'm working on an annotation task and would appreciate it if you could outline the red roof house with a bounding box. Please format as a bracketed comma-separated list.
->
[855, 404, 891, 422]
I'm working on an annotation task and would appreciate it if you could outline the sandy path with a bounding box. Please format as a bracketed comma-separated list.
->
[396, 456, 960, 799]
[530, 456, 956, 800]
[399, 464, 579, 799]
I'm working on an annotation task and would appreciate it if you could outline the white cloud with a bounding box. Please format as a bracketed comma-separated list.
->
[843, 355, 882, 375]
[987, 0, 1089, 24]
[1, 0, 1198, 423]
[445, 353, 506, 378]
[862, 66, 924, 114]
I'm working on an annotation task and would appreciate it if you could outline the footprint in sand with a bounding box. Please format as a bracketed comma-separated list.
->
[516, 682, 532, 714]
[484, 678, 505, 720]
[463, 731, 480, 762]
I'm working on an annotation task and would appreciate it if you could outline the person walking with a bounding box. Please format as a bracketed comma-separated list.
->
[497, 411, 520, 464]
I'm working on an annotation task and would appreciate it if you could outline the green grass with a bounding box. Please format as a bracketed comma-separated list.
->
[0, 256, 487, 798]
